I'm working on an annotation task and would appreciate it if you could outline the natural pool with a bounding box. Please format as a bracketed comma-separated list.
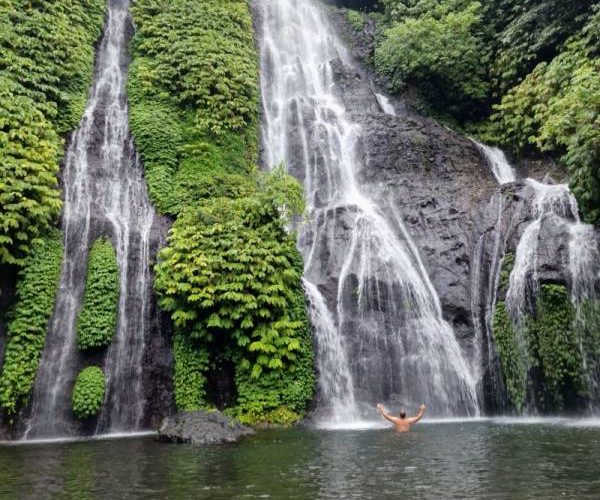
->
[1, 419, 599, 499]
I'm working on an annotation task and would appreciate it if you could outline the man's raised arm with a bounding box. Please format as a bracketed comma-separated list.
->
[407, 404, 426, 424]
[377, 403, 398, 424]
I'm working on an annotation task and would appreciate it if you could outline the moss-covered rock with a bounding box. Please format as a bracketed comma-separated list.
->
[71, 366, 105, 420]
[77, 239, 119, 351]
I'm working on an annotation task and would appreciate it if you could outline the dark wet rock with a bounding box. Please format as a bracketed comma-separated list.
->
[158, 410, 255, 445]
[312, 9, 581, 413]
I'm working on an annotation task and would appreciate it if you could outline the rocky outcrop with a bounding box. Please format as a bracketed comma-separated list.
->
[314, 7, 595, 413]
[157, 410, 255, 445]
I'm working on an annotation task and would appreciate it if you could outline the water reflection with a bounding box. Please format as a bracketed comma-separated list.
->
[0, 423, 599, 499]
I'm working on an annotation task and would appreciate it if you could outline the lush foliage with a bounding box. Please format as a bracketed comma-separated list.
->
[0, 230, 63, 414]
[231, 271, 314, 425]
[489, 8, 600, 223]
[346, 9, 367, 31]
[576, 300, 600, 397]
[77, 239, 119, 351]
[493, 284, 588, 412]
[132, 0, 314, 423]
[527, 284, 585, 410]
[0, 0, 105, 265]
[71, 366, 106, 420]
[129, 0, 258, 216]
[375, 1, 487, 117]
[0, 77, 62, 266]
[492, 302, 527, 411]
[371, 1, 600, 222]
[483, 0, 596, 95]
[172, 333, 209, 411]
[155, 169, 314, 421]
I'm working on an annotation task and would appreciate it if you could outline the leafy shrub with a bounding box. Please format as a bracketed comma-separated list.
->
[172, 333, 209, 411]
[129, 0, 258, 216]
[346, 9, 366, 31]
[71, 366, 106, 420]
[484, 0, 596, 94]
[0, 77, 62, 266]
[155, 169, 314, 417]
[493, 284, 588, 412]
[527, 284, 585, 410]
[0, 229, 63, 414]
[498, 252, 515, 295]
[492, 302, 527, 410]
[77, 239, 119, 351]
[131, 0, 258, 135]
[0, 0, 105, 264]
[488, 8, 600, 223]
[232, 271, 314, 424]
[375, 1, 488, 116]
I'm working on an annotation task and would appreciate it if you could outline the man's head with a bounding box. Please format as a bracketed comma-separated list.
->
[399, 409, 406, 419]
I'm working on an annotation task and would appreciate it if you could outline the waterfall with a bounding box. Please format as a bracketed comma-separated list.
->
[304, 280, 359, 422]
[24, 0, 160, 438]
[375, 93, 396, 116]
[506, 180, 581, 324]
[256, 0, 479, 421]
[472, 140, 517, 184]
[477, 143, 600, 411]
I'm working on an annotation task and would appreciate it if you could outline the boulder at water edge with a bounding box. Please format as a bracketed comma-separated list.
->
[157, 410, 255, 444]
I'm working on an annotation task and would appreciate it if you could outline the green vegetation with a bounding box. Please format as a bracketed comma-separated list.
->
[155, 169, 314, 423]
[492, 302, 527, 411]
[489, 8, 600, 223]
[171, 333, 209, 411]
[498, 252, 515, 294]
[0, 230, 63, 414]
[131, 0, 314, 423]
[527, 284, 585, 410]
[492, 284, 587, 412]
[71, 366, 106, 420]
[77, 239, 119, 351]
[0, 0, 105, 265]
[375, 1, 487, 117]
[577, 300, 600, 394]
[346, 9, 366, 31]
[128, 0, 259, 216]
[371, 1, 599, 222]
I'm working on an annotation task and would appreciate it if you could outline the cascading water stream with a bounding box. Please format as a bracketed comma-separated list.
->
[256, 0, 479, 422]
[375, 93, 396, 116]
[476, 144, 600, 411]
[472, 140, 516, 185]
[24, 0, 160, 438]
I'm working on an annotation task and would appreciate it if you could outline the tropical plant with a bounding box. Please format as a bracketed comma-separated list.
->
[0, 0, 105, 264]
[0, 230, 63, 414]
[77, 238, 119, 351]
[71, 366, 106, 420]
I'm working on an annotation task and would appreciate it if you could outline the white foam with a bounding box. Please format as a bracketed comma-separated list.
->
[1, 431, 156, 447]
[315, 416, 600, 430]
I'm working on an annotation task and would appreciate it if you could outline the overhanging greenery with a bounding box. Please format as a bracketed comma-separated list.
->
[0, 229, 64, 414]
[77, 239, 120, 351]
[0, 0, 105, 265]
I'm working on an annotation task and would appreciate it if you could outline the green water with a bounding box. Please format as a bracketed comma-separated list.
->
[1, 420, 599, 499]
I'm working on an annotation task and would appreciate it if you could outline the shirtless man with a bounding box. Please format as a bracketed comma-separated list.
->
[377, 403, 426, 432]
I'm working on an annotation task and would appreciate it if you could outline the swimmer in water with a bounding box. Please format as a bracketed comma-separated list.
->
[376, 403, 426, 432]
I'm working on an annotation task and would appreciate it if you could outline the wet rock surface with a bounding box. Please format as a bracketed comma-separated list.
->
[158, 410, 255, 445]
[315, 7, 590, 411]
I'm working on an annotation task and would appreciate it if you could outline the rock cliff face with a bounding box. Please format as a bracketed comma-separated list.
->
[323, 54, 499, 402]
[305, 7, 599, 412]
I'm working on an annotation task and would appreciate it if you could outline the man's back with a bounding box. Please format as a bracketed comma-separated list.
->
[377, 403, 426, 432]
